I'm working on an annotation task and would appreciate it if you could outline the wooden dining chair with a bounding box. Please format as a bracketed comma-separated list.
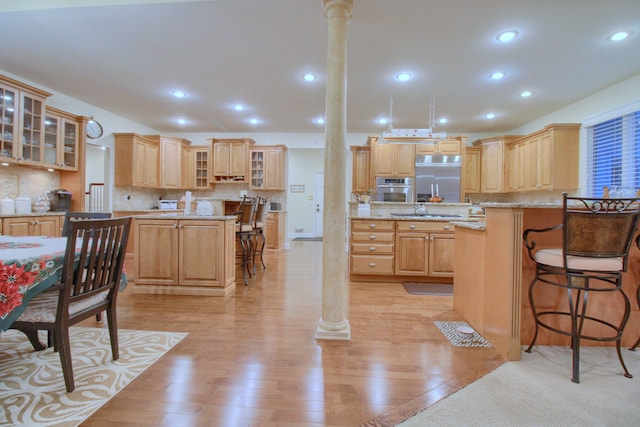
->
[10, 217, 132, 392]
[62, 211, 113, 322]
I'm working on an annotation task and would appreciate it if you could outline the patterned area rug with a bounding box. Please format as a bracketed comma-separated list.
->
[0, 327, 187, 426]
[434, 321, 492, 348]
[402, 282, 453, 296]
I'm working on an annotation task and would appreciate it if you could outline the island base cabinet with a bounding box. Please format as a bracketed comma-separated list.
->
[2, 215, 60, 237]
[134, 218, 235, 296]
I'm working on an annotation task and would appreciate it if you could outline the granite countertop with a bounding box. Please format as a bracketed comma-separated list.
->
[0, 212, 65, 218]
[450, 220, 486, 230]
[351, 214, 471, 222]
[480, 202, 562, 208]
[131, 214, 236, 220]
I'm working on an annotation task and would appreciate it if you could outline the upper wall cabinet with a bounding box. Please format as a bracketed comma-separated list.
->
[250, 145, 286, 190]
[0, 75, 52, 166]
[462, 146, 481, 195]
[209, 137, 255, 184]
[145, 135, 191, 189]
[114, 133, 159, 188]
[415, 138, 463, 155]
[370, 136, 415, 177]
[44, 106, 81, 171]
[182, 145, 210, 190]
[477, 136, 522, 193]
[350, 145, 371, 193]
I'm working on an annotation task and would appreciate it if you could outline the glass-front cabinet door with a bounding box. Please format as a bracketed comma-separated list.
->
[0, 84, 17, 161]
[250, 150, 265, 188]
[44, 107, 79, 170]
[20, 93, 45, 165]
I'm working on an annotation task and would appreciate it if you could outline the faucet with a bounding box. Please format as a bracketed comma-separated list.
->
[413, 203, 427, 216]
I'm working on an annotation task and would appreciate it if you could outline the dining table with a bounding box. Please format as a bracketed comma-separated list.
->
[0, 235, 73, 331]
[0, 233, 130, 332]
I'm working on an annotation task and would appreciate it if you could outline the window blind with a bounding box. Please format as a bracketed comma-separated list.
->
[587, 109, 639, 197]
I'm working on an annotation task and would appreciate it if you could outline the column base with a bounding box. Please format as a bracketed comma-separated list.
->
[315, 319, 351, 340]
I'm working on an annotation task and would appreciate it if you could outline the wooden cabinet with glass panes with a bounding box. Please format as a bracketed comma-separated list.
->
[43, 106, 81, 171]
[182, 145, 210, 189]
[0, 75, 51, 166]
[250, 145, 286, 190]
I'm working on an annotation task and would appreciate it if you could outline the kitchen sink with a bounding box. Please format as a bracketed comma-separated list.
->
[390, 213, 463, 219]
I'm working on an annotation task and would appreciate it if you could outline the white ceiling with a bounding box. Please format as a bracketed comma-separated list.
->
[1, 0, 639, 135]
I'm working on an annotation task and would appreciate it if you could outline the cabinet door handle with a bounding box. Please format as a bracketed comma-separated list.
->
[443, 225, 450, 230]
[178, 224, 183, 229]
[173, 223, 178, 229]
[369, 235, 376, 240]
[409, 224, 416, 229]
[368, 224, 376, 228]
[369, 262, 376, 267]
[369, 246, 376, 251]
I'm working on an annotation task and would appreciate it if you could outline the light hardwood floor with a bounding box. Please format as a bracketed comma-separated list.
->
[81, 240, 504, 426]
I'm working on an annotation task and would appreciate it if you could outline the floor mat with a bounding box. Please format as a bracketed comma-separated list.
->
[434, 321, 492, 348]
[402, 282, 453, 296]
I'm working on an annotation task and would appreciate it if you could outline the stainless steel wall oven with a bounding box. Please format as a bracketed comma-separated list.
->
[375, 177, 414, 203]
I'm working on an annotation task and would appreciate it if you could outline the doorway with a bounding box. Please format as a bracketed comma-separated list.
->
[314, 172, 324, 236]
[85, 143, 110, 212]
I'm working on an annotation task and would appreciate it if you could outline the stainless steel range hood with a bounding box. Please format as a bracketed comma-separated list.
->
[416, 154, 461, 167]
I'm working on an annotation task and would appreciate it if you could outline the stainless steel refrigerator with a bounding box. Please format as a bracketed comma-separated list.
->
[415, 154, 461, 203]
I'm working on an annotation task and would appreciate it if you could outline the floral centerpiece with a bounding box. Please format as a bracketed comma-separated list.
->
[353, 189, 375, 204]
[0, 261, 39, 319]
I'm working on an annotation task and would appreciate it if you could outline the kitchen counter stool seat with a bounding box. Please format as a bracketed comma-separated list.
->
[523, 193, 640, 383]
[630, 234, 640, 351]
[234, 196, 256, 285]
[251, 196, 268, 273]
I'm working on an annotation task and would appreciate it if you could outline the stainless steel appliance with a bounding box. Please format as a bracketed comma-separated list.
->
[415, 154, 461, 203]
[375, 177, 414, 203]
[49, 189, 72, 212]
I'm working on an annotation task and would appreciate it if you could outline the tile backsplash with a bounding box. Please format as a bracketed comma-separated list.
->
[0, 165, 60, 200]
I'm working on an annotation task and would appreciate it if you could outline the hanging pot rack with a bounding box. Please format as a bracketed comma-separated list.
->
[380, 96, 447, 144]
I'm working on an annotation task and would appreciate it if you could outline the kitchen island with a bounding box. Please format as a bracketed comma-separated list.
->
[454, 203, 640, 361]
[130, 214, 237, 297]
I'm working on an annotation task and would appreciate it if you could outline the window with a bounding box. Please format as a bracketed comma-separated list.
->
[585, 102, 640, 197]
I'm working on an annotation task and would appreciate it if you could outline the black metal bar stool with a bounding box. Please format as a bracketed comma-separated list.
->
[630, 234, 640, 351]
[523, 193, 640, 383]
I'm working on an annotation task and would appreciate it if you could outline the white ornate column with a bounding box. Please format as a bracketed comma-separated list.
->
[316, 0, 353, 340]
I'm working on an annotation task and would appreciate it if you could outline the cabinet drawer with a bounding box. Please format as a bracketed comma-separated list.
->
[351, 242, 394, 254]
[350, 254, 394, 275]
[396, 221, 455, 232]
[351, 231, 395, 243]
[351, 219, 394, 231]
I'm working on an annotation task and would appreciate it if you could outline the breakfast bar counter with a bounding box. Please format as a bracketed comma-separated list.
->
[454, 204, 640, 361]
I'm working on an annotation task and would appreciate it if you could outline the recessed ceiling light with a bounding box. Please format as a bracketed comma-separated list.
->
[439, 118, 448, 124]
[314, 118, 325, 125]
[521, 90, 532, 98]
[172, 90, 186, 98]
[233, 104, 245, 111]
[485, 113, 496, 119]
[304, 73, 317, 82]
[395, 72, 413, 82]
[377, 118, 389, 125]
[490, 72, 505, 80]
[249, 118, 260, 125]
[496, 30, 519, 42]
[609, 31, 631, 41]
[177, 118, 187, 125]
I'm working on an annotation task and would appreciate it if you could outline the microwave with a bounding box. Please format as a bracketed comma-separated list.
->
[158, 200, 178, 210]
[375, 177, 415, 203]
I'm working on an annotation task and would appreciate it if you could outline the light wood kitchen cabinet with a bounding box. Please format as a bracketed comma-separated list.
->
[134, 218, 236, 295]
[43, 106, 80, 171]
[182, 146, 210, 189]
[209, 137, 254, 183]
[505, 123, 580, 192]
[462, 146, 481, 194]
[250, 145, 286, 190]
[265, 211, 286, 250]
[2, 215, 60, 237]
[371, 136, 415, 177]
[350, 219, 395, 275]
[114, 133, 159, 188]
[395, 221, 455, 277]
[0, 75, 51, 166]
[350, 145, 372, 193]
[145, 135, 190, 189]
[478, 136, 521, 193]
[415, 138, 462, 155]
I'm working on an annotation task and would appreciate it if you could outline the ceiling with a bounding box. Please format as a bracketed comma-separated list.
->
[1, 0, 639, 135]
